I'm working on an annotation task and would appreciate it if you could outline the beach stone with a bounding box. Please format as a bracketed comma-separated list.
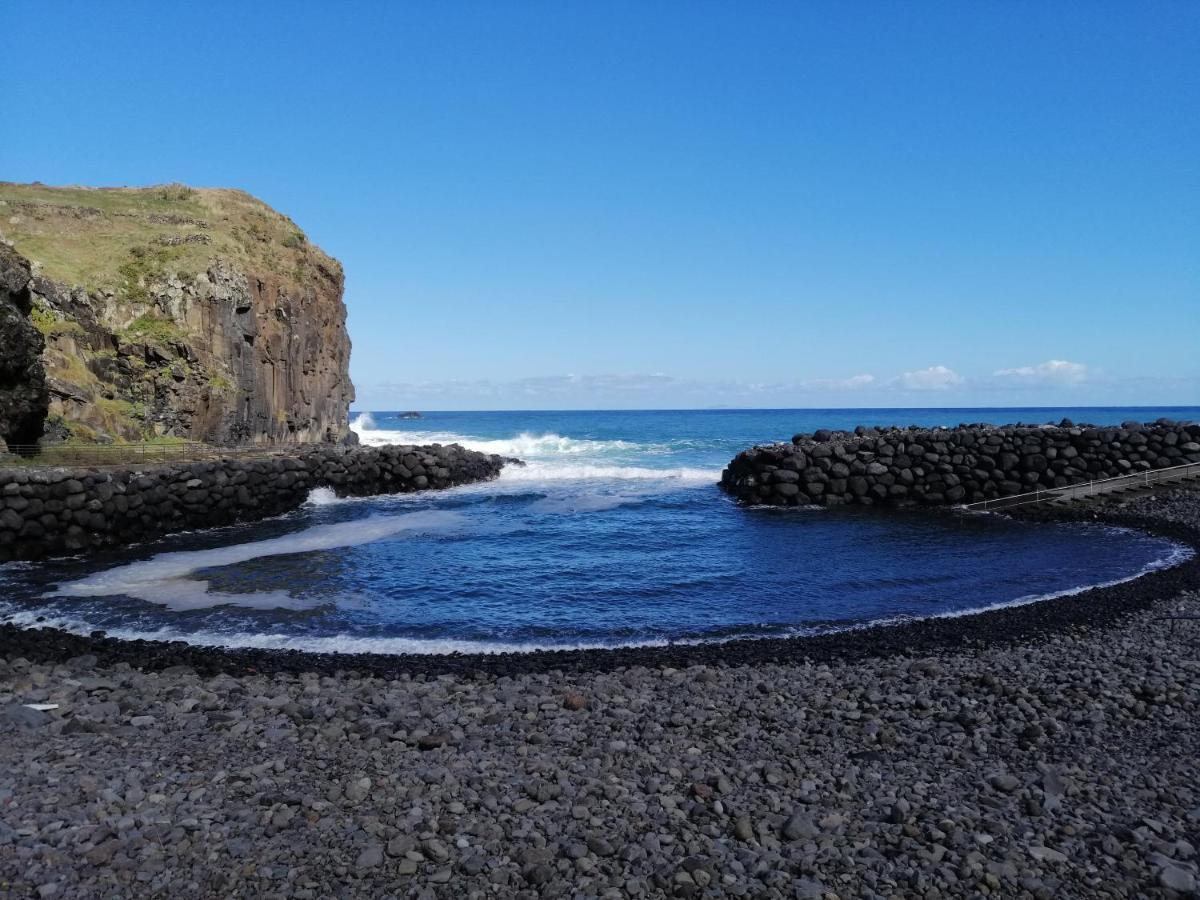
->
[782, 813, 819, 841]
[344, 777, 372, 802]
[417, 731, 453, 750]
[1028, 845, 1068, 864]
[356, 844, 384, 869]
[1159, 865, 1196, 892]
[3, 703, 49, 729]
[387, 835, 414, 857]
[989, 773, 1021, 793]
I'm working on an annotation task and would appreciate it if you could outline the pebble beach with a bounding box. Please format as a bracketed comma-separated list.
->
[3, 488, 1200, 899]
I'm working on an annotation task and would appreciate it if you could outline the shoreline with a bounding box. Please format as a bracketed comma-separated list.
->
[2, 488, 1198, 678]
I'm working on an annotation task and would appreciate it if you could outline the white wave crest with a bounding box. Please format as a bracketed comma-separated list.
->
[353, 423, 645, 459]
[349, 413, 716, 485]
[51, 511, 466, 611]
[304, 487, 341, 506]
[500, 461, 720, 484]
[0, 607, 683, 655]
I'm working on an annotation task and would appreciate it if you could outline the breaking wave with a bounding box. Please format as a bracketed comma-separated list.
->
[350, 413, 720, 485]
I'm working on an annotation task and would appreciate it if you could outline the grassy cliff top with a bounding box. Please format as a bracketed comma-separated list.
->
[0, 182, 341, 298]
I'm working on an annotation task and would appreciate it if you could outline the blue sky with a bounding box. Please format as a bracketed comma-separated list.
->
[3, 2, 1197, 409]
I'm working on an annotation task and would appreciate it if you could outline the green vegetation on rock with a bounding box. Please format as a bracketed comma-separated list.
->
[0, 182, 340, 296]
[120, 312, 185, 345]
[0, 181, 354, 448]
[29, 300, 84, 337]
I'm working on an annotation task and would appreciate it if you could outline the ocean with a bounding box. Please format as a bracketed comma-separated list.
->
[1, 406, 1196, 653]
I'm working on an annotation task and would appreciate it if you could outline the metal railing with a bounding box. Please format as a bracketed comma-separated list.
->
[963, 460, 1200, 512]
[0, 441, 302, 469]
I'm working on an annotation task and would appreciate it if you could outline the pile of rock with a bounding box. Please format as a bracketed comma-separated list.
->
[0, 443, 507, 561]
[721, 419, 1200, 508]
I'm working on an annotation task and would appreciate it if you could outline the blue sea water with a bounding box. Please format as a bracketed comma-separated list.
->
[1, 406, 1196, 654]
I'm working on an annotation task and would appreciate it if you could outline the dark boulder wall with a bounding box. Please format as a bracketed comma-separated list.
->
[721, 420, 1200, 508]
[0, 244, 48, 445]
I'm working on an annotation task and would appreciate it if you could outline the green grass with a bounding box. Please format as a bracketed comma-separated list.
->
[29, 300, 85, 337]
[116, 245, 188, 302]
[120, 312, 186, 344]
[0, 181, 341, 297]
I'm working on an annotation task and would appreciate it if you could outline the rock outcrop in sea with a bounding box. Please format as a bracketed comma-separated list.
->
[721, 419, 1200, 507]
[0, 183, 354, 445]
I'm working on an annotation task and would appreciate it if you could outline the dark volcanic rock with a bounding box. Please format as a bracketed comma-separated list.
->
[0, 442, 508, 562]
[724, 419, 1200, 508]
[0, 244, 48, 446]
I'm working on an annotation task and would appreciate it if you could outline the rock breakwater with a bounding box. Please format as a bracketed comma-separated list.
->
[721, 419, 1200, 507]
[0, 444, 506, 562]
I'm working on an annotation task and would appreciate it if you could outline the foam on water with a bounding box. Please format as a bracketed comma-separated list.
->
[51, 511, 466, 611]
[499, 461, 720, 484]
[304, 487, 341, 506]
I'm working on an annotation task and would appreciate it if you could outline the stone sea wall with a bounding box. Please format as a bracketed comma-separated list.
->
[721, 419, 1200, 508]
[0, 444, 506, 562]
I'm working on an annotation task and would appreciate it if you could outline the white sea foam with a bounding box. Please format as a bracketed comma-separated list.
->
[0, 605, 683, 655]
[304, 487, 341, 506]
[355, 424, 646, 459]
[51, 511, 466, 611]
[499, 461, 720, 484]
[350, 414, 720, 485]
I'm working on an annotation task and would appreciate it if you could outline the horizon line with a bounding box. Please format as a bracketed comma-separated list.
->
[350, 404, 1200, 415]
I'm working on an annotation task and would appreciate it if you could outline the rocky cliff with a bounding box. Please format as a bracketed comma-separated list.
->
[0, 244, 49, 445]
[0, 183, 354, 445]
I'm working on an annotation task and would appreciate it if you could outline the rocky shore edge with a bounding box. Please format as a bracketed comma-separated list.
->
[1, 486, 1198, 679]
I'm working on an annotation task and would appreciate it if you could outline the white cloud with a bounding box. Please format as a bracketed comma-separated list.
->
[993, 359, 1089, 385]
[891, 365, 964, 391]
[797, 373, 876, 391]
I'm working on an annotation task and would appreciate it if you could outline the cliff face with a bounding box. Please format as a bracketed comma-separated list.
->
[0, 244, 49, 445]
[0, 183, 354, 445]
